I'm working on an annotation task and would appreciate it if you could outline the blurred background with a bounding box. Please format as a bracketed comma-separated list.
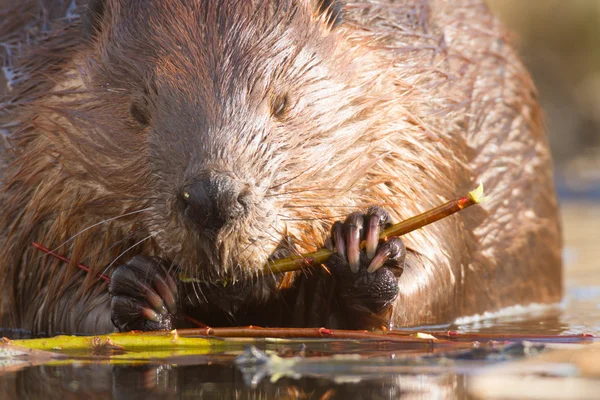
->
[487, 0, 600, 198]
[484, 0, 600, 324]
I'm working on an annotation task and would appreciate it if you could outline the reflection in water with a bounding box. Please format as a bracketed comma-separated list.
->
[0, 363, 469, 399]
[450, 302, 574, 335]
[0, 342, 545, 399]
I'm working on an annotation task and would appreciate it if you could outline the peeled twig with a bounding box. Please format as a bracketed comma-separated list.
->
[2, 328, 443, 353]
[263, 184, 488, 275]
[4, 327, 591, 357]
[4, 330, 214, 352]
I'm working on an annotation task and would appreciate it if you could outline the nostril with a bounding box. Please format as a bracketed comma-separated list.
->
[236, 190, 252, 212]
[178, 190, 194, 214]
[180, 183, 209, 210]
[178, 175, 252, 232]
[181, 191, 191, 207]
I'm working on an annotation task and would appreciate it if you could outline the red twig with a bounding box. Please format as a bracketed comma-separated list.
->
[138, 326, 448, 347]
[32, 242, 110, 283]
[32, 243, 593, 344]
[136, 327, 595, 344]
[183, 315, 209, 329]
[32, 242, 210, 328]
[429, 331, 596, 342]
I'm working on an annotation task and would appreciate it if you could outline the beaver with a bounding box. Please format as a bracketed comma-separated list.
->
[0, 0, 562, 337]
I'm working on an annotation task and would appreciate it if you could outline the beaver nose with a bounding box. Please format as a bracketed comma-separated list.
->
[180, 175, 250, 232]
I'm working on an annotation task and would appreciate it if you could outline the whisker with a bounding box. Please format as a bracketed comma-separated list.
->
[51, 207, 152, 253]
[191, 280, 208, 306]
[282, 203, 402, 209]
[263, 229, 306, 260]
[36, 198, 158, 224]
[268, 165, 314, 190]
[263, 246, 295, 318]
[231, 238, 261, 271]
[269, 230, 318, 281]
[265, 187, 348, 198]
[93, 229, 141, 264]
[100, 230, 160, 279]
[48, 198, 158, 214]
[278, 216, 343, 222]
[276, 208, 331, 220]
[166, 258, 179, 277]
[271, 223, 325, 253]
[256, 240, 282, 287]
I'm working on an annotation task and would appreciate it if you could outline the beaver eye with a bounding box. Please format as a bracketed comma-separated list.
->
[130, 103, 149, 126]
[270, 94, 289, 120]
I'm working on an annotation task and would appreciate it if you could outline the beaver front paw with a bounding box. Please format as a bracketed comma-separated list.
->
[109, 256, 180, 332]
[325, 206, 405, 329]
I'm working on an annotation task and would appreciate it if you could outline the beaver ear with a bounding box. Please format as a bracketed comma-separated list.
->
[312, 0, 343, 29]
[83, 0, 107, 39]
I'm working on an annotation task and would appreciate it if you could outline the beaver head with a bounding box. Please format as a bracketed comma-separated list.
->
[76, 0, 391, 284]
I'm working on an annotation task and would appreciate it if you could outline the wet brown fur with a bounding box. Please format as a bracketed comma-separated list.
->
[0, 0, 562, 335]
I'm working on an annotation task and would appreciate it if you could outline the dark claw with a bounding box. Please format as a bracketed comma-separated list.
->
[153, 272, 178, 314]
[109, 256, 179, 332]
[330, 207, 394, 274]
[368, 237, 406, 273]
[142, 283, 169, 315]
[344, 212, 364, 273]
[111, 295, 162, 328]
[326, 206, 404, 322]
[365, 206, 391, 259]
[332, 221, 345, 258]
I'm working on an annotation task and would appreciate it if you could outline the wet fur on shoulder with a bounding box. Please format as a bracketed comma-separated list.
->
[0, 0, 562, 335]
